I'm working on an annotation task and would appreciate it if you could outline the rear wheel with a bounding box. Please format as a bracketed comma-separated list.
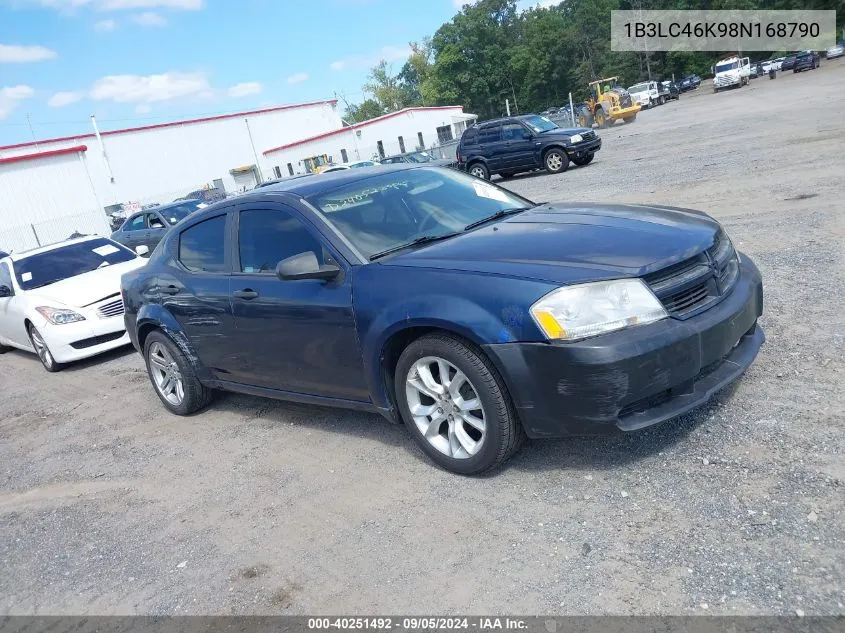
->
[143, 330, 213, 415]
[658, 95, 665, 105]
[395, 334, 524, 475]
[468, 162, 489, 180]
[543, 148, 569, 174]
[28, 325, 61, 372]
[572, 153, 594, 167]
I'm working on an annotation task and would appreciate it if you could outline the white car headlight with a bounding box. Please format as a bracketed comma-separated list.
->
[569, 134, 583, 143]
[530, 279, 667, 341]
[35, 306, 86, 325]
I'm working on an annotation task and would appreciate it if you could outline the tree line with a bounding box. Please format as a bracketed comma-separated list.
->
[342, 0, 844, 124]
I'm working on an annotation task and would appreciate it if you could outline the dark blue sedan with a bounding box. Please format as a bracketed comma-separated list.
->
[121, 165, 764, 474]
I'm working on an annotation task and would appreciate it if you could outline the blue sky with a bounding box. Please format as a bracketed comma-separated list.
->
[0, 0, 490, 145]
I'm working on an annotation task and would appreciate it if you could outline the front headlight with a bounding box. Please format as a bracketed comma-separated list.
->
[530, 279, 667, 341]
[35, 306, 86, 325]
[569, 134, 583, 143]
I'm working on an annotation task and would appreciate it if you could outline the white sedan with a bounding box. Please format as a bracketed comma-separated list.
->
[0, 236, 146, 371]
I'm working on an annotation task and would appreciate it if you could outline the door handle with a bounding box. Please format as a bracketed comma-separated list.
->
[232, 289, 259, 300]
[160, 285, 180, 295]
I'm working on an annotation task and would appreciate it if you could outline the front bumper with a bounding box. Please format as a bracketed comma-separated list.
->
[565, 137, 601, 158]
[714, 76, 741, 88]
[38, 314, 130, 363]
[482, 254, 764, 438]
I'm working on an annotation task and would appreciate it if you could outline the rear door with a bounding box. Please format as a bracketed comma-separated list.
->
[158, 212, 236, 378]
[227, 202, 367, 401]
[478, 123, 504, 172]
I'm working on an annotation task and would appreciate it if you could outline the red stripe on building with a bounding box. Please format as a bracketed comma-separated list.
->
[263, 106, 464, 155]
[0, 145, 88, 165]
[0, 100, 338, 152]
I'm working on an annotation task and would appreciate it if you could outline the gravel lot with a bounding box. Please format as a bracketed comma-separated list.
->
[2, 62, 844, 616]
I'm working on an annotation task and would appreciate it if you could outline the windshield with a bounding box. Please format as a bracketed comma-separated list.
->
[628, 83, 649, 93]
[715, 61, 738, 73]
[309, 167, 530, 259]
[161, 201, 207, 225]
[14, 238, 136, 291]
[521, 115, 558, 133]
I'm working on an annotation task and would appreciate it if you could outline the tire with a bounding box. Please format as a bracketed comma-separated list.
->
[658, 96, 665, 105]
[543, 148, 569, 174]
[623, 114, 637, 123]
[27, 325, 62, 372]
[572, 153, 594, 167]
[468, 162, 489, 180]
[594, 109, 608, 129]
[394, 333, 524, 475]
[143, 330, 213, 415]
[0, 342, 12, 354]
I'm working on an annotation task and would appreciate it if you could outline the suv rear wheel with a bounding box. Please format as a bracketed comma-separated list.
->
[543, 148, 569, 174]
[468, 162, 489, 180]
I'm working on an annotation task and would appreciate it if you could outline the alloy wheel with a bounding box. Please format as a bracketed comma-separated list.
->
[148, 341, 185, 406]
[30, 327, 54, 369]
[405, 356, 486, 459]
[470, 165, 486, 179]
[546, 152, 563, 171]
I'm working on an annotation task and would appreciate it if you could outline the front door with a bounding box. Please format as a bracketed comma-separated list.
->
[0, 261, 29, 348]
[500, 122, 537, 169]
[228, 203, 368, 402]
[160, 212, 235, 378]
[121, 213, 147, 249]
[144, 212, 168, 250]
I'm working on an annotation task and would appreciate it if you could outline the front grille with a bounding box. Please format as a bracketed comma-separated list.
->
[97, 298, 124, 318]
[70, 330, 125, 349]
[644, 231, 738, 318]
[582, 130, 596, 141]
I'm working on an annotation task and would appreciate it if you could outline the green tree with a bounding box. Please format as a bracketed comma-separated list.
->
[344, 99, 384, 123]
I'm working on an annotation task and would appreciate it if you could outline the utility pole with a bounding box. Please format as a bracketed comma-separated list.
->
[505, 99, 511, 116]
[244, 118, 263, 184]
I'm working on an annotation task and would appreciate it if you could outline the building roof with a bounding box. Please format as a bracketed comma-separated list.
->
[263, 106, 464, 156]
[0, 99, 338, 153]
[0, 145, 88, 165]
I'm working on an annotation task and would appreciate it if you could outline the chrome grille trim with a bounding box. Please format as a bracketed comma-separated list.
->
[97, 298, 125, 318]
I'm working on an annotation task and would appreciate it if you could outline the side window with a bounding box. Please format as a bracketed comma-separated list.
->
[0, 262, 12, 290]
[125, 215, 146, 231]
[478, 125, 502, 144]
[238, 209, 325, 274]
[502, 123, 527, 141]
[178, 215, 227, 273]
[148, 213, 166, 229]
[461, 129, 478, 146]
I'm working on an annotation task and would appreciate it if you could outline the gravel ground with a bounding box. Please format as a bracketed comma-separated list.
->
[1, 62, 844, 616]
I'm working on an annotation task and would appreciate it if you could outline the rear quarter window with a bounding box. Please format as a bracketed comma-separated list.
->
[461, 128, 479, 146]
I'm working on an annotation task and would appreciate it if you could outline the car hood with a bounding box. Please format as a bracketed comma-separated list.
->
[384, 202, 720, 285]
[24, 257, 145, 308]
[539, 127, 593, 139]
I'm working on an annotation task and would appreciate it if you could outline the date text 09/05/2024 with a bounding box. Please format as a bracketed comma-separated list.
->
[307, 617, 529, 630]
[623, 21, 821, 39]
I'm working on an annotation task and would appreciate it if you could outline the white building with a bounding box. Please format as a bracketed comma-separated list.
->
[263, 106, 476, 176]
[0, 100, 473, 253]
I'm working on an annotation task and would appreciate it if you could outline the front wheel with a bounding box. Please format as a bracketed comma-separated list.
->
[395, 334, 524, 475]
[572, 153, 594, 167]
[543, 148, 569, 174]
[28, 325, 62, 372]
[468, 162, 489, 180]
[594, 109, 608, 128]
[143, 330, 213, 415]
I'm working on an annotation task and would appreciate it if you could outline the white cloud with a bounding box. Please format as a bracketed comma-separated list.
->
[0, 85, 34, 119]
[227, 81, 262, 98]
[0, 44, 58, 63]
[131, 11, 167, 25]
[135, 103, 152, 114]
[90, 71, 210, 103]
[330, 45, 411, 72]
[94, 18, 116, 30]
[286, 72, 308, 84]
[48, 90, 84, 107]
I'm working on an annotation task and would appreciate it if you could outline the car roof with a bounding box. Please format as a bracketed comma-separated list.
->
[7, 235, 109, 261]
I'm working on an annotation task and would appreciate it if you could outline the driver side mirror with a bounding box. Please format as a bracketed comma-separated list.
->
[135, 245, 150, 257]
[276, 251, 340, 281]
[0, 284, 12, 298]
[522, 130, 534, 139]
